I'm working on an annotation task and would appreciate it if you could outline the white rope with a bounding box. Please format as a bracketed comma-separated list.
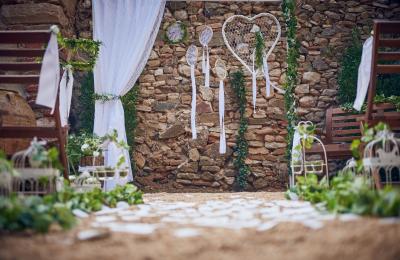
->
[190, 64, 197, 139]
[219, 79, 226, 154]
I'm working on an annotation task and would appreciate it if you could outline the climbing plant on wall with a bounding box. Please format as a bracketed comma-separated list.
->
[230, 70, 250, 191]
[282, 0, 300, 175]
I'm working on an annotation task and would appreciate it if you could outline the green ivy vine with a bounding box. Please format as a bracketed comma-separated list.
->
[282, 0, 300, 176]
[254, 31, 265, 69]
[230, 70, 250, 191]
[57, 35, 101, 71]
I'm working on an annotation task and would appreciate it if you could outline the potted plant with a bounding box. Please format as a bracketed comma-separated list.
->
[79, 135, 104, 167]
[116, 154, 128, 178]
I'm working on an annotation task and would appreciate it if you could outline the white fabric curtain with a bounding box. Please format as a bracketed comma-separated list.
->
[92, 0, 166, 182]
[353, 36, 373, 111]
[36, 26, 60, 112]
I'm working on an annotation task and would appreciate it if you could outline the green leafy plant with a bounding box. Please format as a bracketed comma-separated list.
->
[287, 173, 400, 217]
[57, 35, 101, 71]
[254, 31, 265, 69]
[282, 0, 300, 176]
[350, 122, 390, 173]
[0, 195, 76, 233]
[230, 70, 250, 191]
[0, 183, 143, 233]
[0, 150, 17, 177]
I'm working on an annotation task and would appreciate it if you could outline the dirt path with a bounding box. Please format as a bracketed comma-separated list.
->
[1, 192, 400, 260]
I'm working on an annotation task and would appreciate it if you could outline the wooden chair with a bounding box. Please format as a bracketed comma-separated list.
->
[0, 30, 69, 179]
[365, 20, 400, 127]
[309, 20, 400, 163]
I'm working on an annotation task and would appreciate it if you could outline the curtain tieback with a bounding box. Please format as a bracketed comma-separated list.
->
[93, 93, 121, 102]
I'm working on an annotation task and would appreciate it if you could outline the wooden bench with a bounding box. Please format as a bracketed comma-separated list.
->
[0, 30, 69, 180]
[309, 103, 400, 159]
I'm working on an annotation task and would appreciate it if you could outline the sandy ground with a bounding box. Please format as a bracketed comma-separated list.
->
[1, 192, 400, 260]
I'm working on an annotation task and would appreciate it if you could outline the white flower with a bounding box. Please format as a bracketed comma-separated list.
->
[93, 151, 100, 157]
[81, 143, 89, 151]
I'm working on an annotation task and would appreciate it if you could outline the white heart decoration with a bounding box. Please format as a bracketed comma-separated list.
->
[222, 13, 283, 111]
[222, 13, 281, 75]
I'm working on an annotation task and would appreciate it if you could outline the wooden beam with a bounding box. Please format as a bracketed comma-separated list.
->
[0, 127, 59, 138]
[0, 62, 42, 71]
[0, 30, 50, 44]
[376, 64, 400, 74]
[0, 48, 45, 57]
[0, 75, 39, 84]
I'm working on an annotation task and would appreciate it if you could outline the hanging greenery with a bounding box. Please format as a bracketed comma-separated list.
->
[121, 87, 140, 172]
[282, 0, 300, 175]
[57, 35, 101, 71]
[78, 73, 95, 133]
[254, 31, 265, 69]
[230, 70, 250, 191]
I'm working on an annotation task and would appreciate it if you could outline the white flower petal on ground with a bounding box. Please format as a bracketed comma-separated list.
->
[174, 228, 200, 238]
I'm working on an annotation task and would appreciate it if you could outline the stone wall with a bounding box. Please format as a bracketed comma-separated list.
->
[133, 2, 288, 192]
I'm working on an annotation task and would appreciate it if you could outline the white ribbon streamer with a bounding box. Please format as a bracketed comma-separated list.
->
[36, 25, 60, 112]
[262, 56, 272, 97]
[190, 65, 197, 139]
[353, 36, 373, 111]
[59, 65, 74, 127]
[219, 79, 226, 154]
[202, 46, 210, 88]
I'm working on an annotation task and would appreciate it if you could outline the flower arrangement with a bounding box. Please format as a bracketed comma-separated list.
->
[67, 130, 129, 171]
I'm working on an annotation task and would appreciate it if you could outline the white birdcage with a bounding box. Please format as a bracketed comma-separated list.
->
[11, 138, 59, 195]
[341, 158, 358, 177]
[0, 171, 12, 196]
[363, 129, 400, 188]
[290, 121, 329, 187]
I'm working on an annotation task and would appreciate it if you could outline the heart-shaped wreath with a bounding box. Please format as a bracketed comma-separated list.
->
[222, 13, 283, 110]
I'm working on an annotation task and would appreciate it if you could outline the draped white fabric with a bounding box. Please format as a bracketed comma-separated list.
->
[59, 66, 74, 127]
[190, 64, 197, 139]
[36, 26, 60, 112]
[92, 0, 166, 183]
[353, 36, 373, 111]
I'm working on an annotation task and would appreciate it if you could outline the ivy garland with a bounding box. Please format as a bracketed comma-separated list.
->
[57, 35, 101, 71]
[282, 0, 300, 176]
[230, 70, 250, 191]
[93, 93, 121, 102]
[254, 31, 265, 69]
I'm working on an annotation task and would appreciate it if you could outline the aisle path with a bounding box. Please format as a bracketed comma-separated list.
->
[86, 192, 362, 237]
[2, 192, 400, 260]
